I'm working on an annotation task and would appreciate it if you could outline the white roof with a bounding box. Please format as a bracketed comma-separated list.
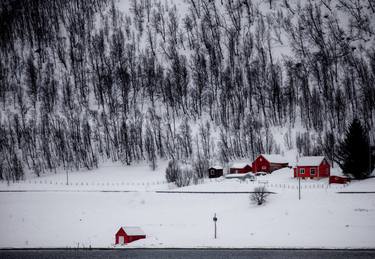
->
[231, 163, 251, 168]
[121, 226, 145, 236]
[210, 166, 223, 170]
[260, 154, 288, 164]
[296, 156, 326, 166]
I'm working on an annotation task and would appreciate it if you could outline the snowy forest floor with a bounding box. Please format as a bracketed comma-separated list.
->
[0, 164, 375, 249]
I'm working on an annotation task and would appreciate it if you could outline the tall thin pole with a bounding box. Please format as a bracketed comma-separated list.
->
[298, 176, 301, 200]
[213, 213, 217, 239]
[214, 220, 217, 239]
[369, 134, 374, 176]
[66, 170, 69, 185]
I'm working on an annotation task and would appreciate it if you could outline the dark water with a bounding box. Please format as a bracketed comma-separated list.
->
[1, 249, 375, 259]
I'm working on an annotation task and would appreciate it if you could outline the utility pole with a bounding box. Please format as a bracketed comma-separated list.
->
[370, 144, 375, 176]
[298, 176, 301, 200]
[213, 213, 217, 239]
[369, 142, 374, 177]
[66, 169, 69, 185]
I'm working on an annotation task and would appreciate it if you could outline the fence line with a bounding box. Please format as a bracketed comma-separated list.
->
[256, 181, 347, 189]
[8, 179, 169, 187]
[3, 178, 349, 190]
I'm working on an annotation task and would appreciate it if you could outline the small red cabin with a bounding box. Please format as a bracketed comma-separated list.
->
[329, 175, 351, 184]
[294, 156, 330, 179]
[252, 154, 288, 173]
[115, 226, 146, 245]
[229, 163, 252, 174]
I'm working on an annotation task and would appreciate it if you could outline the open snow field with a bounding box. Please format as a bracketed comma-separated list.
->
[1, 166, 375, 249]
[0, 162, 169, 191]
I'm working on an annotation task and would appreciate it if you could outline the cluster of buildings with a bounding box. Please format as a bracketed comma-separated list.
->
[115, 154, 334, 245]
[209, 154, 331, 179]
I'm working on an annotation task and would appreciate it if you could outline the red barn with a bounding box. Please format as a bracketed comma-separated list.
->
[294, 156, 330, 179]
[229, 163, 252, 174]
[252, 154, 288, 173]
[115, 226, 146, 245]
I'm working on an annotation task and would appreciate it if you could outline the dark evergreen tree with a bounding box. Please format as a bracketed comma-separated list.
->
[336, 119, 373, 179]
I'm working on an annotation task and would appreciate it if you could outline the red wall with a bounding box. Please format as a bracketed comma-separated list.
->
[252, 155, 270, 173]
[319, 160, 330, 177]
[294, 159, 330, 178]
[230, 165, 252, 174]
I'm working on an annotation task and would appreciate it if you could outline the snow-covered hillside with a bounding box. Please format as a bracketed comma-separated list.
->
[0, 0, 374, 181]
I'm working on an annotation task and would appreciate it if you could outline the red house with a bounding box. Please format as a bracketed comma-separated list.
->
[294, 156, 330, 179]
[115, 226, 146, 245]
[229, 163, 252, 174]
[252, 154, 288, 173]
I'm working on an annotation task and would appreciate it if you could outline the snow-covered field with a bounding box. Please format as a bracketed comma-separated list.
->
[1, 166, 375, 249]
[0, 161, 169, 191]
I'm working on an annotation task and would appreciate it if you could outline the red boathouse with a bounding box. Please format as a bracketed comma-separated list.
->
[115, 226, 146, 245]
[252, 154, 288, 173]
[329, 175, 350, 184]
[294, 156, 330, 179]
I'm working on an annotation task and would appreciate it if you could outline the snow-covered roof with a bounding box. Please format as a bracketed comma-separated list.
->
[121, 226, 145, 236]
[209, 166, 223, 170]
[225, 172, 255, 178]
[260, 154, 288, 164]
[231, 163, 251, 169]
[296, 156, 326, 167]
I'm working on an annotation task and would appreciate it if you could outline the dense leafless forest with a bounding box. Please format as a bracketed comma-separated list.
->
[0, 0, 374, 181]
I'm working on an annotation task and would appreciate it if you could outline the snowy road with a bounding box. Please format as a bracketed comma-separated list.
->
[1, 249, 375, 259]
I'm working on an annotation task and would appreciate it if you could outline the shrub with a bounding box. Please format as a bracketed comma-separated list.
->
[193, 156, 209, 179]
[165, 160, 198, 187]
[250, 186, 270, 205]
[175, 165, 194, 187]
[165, 159, 179, 183]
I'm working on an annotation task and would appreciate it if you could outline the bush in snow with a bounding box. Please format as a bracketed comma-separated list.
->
[175, 164, 195, 187]
[193, 156, 209, 179]
[250, 186, 270, 206]
[165, 160, 198, 187]
[165, 159, 180, 183]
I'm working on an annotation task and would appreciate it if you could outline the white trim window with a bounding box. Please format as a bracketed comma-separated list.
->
[299, 168, 305, 175]
[310, 168, 316, 175]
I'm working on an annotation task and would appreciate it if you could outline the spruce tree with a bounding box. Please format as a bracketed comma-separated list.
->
[336, 119, 372, 179]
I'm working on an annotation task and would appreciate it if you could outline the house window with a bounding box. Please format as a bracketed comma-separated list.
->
[260, 158, 263, 162]
[262, 166, 266, 170]
[310, 168, 316, 175]
[300, 168, 305, 175]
